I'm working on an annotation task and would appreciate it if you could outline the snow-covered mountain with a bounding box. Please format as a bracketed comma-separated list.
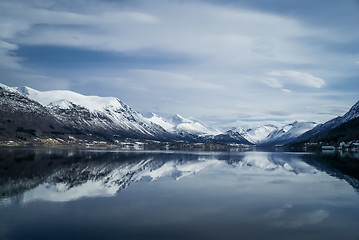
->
[233, 124, 278, 144]
[296, 100, 359, 142]
[143, 112, 221, 137]
[210, 130, 251, 145]
[262, 121, 317, 145]
[2, 82, 356, 146]
[1, 83, 245, 143]
[0, 84, 70, 141]
[231, 122, 317, 145]
[15, 86, 170, 140]
[9, 85, 223, 142]
[341, 100, 359, 123]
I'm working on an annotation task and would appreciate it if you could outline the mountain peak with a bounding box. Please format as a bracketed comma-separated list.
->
[348, 100, 359, 114]
[143, 112, 221, 136]
[290, 120, 298, 125]
[339, 100, 359, 124]
[16, 86, 30, 95]
[15, 86, 126, 112]
[263, 121, 318, 145]
[171, 114, 191, 125]
[0, 83, 18, 93]
[265, 124, 278, 128]
[243, 124, 278, 144]
[293, 100, 359, 144]
[2, 82, 357, 146]
[232, 121, 317, 145]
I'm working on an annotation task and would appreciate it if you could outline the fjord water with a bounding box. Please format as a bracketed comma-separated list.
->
[1, 148, 359, 240]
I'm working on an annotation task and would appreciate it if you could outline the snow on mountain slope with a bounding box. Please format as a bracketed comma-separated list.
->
[233, 124, 278, 144]
[263, 121, 317, 145]
[143, 113, 175, 132]
[296, 100, 359, 142]
[339, 100, 359, 124]
[211, 130, 252, 144]
[231, 122, 317, 145]
[15, 86, 169, 138]
[16, 86, 125, 112]
[144, 113, 221, 136]
[3, 82, 346, 145]
[0, 83, 18, 94]
[1, 83, 224, 141]
[0, 84, 70, 140]
[171, 114, 221, 136]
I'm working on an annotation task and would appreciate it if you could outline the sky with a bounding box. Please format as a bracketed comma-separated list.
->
[1, 0, 359, 130]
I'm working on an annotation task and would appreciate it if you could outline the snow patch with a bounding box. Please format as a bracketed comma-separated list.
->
[15, 86, 125, 112]
[143, 112, 222, 136]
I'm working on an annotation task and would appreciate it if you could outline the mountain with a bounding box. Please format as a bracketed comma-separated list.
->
[290, 116, 359, 148]
[143, 112, 221, 137]
[340, 100, 359, 123]
[15, 86, 171, 141]
[233, 124, 278, 144]
[262, 121, 317, 145]
[0, 83, 232, 144]
[294, 100, 359, 143]
[0, 84, 71, 141]
[230, 122, 317, 146]
[2, 82, 355, 146]
[210, 130, 252, 145]
[308, 117, 359, 144]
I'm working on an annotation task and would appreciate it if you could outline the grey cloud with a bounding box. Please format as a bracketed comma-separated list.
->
[264, 205, 330, 228]
[0, 0, 358, 128]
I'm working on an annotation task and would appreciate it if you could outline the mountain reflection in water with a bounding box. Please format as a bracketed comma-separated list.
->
[1, 148, 359, 203]
[1, 148, 359, 240]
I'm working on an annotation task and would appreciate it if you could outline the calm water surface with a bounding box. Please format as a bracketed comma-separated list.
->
[1, 148, 359, 240]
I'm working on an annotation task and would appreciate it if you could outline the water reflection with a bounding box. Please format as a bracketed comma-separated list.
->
[263, 205, 330, 228]
[1, 148, 359, 240]
[1, 148, 358, 204]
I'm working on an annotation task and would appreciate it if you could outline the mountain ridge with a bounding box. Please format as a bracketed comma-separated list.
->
[294, 100, 359, 144]
[143, 112, 221, 137]
[1, 83, 357, 146]
[15, 85, 172, 140]
[0, 84, 73, 141]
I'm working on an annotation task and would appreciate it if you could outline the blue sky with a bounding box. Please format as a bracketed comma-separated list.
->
[1, 0, 359, 129]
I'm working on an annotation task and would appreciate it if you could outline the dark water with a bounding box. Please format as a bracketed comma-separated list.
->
[1, 148, 359, 240]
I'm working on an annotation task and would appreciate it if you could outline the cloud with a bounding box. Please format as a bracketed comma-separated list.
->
[1, 71, 70, 90]
[129, 69, 222, 90]
[273, 209, 329, 228]
[262, 78, 283, 88]
[0, 40, 22, 70]
[0, 0, 322, 58]
[266, 70, 326, 88]
[281, 89, 292, 93]
[264, 205, 330, 228]
[0, 0, 357, 129]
